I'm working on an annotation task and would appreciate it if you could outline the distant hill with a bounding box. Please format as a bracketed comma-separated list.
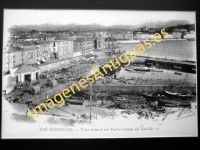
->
[8, 19, 193, 33]
[8, 25, 31, 34]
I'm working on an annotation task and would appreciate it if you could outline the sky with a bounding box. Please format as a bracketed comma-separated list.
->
[4, 9, 195, 27]
[3, 9, 195, 48]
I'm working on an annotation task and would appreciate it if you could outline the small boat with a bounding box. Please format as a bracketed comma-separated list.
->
[66, 99, 83, 105]
[66, 97, 84, 105]
[159, 99, 177, 104]
[177, 93, 193, 98]
[99, 103, 116, 108]
[112, 96, 129, 101]
[165, 103, 179, 107]
[143, 94, 157, 101]
[143, 93, 166, 101]
[135, 67, 150, 72]
[174, 66, 182, 70]
[165, 90, 193, 98]
[174, 72, 182, 75]
[125, 68, 133, 71]
[178, 102, 191, 107]
[155, 106, 165, 112]
[165, 90, 177, 95]
[150, 69, 163, 72]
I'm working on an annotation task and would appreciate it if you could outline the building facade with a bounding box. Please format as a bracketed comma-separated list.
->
[95, 37, 106, 49]
[135, 33, 150, 40]
[50, 39, 74, 60]
[73, 38, 94, 57]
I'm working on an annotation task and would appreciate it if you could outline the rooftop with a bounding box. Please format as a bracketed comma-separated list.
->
[15, 65, 40, 73]
[16, 41, 39, 46]
[54, 36, 74, 41]
[5, 46, 39, 53]
[75, 38, 94, 42]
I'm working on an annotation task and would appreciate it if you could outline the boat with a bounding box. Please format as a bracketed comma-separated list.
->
[84, 92, 111, 98]
[65, 97, 84, 105]
[165, 103, 179, 107]
[143, 93, 167, 101]
[155, 106, 166, 112]
[159, 99, 178, 105]
[134, 67, 150, 72]
[143, 94, 157, 101]
[125, 68, 134, 71]
[164, 74, 194, 98]
[164, 90, 194, 98]
[178, 102, 191, 107]
[66, 99, 84, 105]
[177, 93, 193, 98]
[99, 102, 116, 108]
[150, 69, 163, 72]
[112, 96, 129, 101]
[165, 90, 179, 96]
[174, 72, 182, 75]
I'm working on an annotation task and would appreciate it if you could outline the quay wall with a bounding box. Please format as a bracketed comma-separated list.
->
[82, 84, 196, 94]
[32, 83, 196, 102]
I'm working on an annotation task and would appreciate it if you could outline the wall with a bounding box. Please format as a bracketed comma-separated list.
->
[39, 59, 70, 73]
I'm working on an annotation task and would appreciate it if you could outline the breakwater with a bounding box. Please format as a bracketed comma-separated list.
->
[145, 58, 196, 73]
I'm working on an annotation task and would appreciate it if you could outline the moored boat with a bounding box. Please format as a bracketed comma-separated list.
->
[135, 67, 150, 72]
[99, 102, 116, 108]
[150, 69, 163, 72]
[125, 68, 134, 71]
[178, 101, 191, 107]
[66, 96, 84, 105]
[165, 103, 179, 107]
[174, 72, 182, 75]
[66, 99, 84, 105]
[155, 106, 165, 112]
[165, 90, 194, 98]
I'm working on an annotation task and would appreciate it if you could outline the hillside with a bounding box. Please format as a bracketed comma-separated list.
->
[8, 19, 193, 34]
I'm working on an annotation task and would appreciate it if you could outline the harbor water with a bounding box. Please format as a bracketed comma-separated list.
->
[104, 41, 197, 83]
[110, 41, 196, 61]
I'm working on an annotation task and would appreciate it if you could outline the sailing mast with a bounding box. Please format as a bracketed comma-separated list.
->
[179, 74, 188, 93]
[90, 84, 92, 122]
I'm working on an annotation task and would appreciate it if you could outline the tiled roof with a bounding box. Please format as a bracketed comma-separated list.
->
[15, 65, 40, 73]
[54, 36, 73, 41]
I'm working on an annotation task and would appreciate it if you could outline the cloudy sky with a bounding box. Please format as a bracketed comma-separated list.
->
[4, 9, 195, 27]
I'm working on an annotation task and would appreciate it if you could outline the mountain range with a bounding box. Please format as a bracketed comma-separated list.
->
[8, 20, 191, 34]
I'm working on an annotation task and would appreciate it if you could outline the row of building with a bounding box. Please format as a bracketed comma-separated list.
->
[4, 36, 106, 72]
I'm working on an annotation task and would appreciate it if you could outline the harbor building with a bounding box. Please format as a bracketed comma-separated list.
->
[13, 65, 40, 83]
